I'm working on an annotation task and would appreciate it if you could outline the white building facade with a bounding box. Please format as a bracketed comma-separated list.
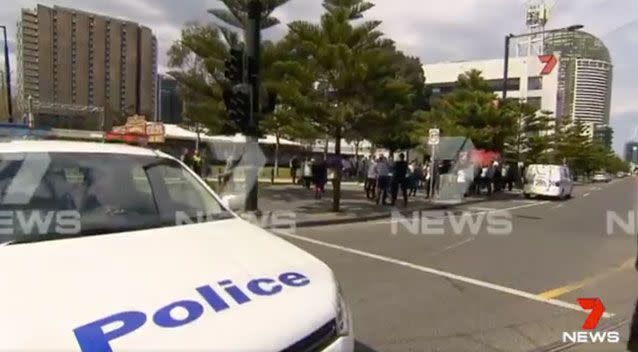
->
[424, 54, 562, 119]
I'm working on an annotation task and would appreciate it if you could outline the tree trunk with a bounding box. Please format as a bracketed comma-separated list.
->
[332, 126, 342, 213]
[272, 134, 280, 184]
[324, 134, 329, 158]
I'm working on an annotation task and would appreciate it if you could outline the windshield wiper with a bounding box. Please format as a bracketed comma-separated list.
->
[4, 223, 165, 245]
[175, 211, 235, 225]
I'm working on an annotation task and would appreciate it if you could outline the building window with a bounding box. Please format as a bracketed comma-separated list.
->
[527, 97, 542, 110]
[485, 78, 520, 92]
[528, 77, 543, 90]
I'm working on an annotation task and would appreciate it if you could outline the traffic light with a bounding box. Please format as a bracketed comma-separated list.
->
[225, 48, 245, 84]
[223, 86, 251, 133]
[262, 90, 277, 115]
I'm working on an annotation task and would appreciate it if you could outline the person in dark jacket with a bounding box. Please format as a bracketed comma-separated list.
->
[290, 156, 300, 184]
[628, 244, 638, 351]
[311, 157, 328, 199]
[390, 153, 409, 206]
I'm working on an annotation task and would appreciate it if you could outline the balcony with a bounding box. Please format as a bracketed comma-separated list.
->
[21, 21, 38, 31]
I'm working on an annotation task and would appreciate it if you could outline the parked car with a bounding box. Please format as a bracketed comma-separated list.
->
[523, 164, 574, 200]
[616, 171, 627, 178]
[592, 171, 612, 183]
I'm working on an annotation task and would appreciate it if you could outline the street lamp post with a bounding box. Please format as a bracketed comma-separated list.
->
[502, 24, 584, 101]
[0, 25, 12, 122]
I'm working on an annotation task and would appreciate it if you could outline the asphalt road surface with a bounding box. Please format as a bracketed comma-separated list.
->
[276, 177, 638, 352]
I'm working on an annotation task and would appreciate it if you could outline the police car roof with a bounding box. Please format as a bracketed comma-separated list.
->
[0, 140, 159, 157]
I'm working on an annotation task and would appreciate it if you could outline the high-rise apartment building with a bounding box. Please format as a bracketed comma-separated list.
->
[625, 142, 638, 164]
[157, 74, 183, 124]
[16, 4, 157, 129]
[544, 31, 613, 126]
[0, 70, 8, 120]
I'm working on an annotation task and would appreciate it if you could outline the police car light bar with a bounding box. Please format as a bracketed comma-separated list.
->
[105, 132, 149, 146]
[0, 124, 52, 140]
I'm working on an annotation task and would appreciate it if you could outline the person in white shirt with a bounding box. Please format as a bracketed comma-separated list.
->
[302, 158, 313, 189]
[364, 154, 377, 199]
[374, 155, 391, 205]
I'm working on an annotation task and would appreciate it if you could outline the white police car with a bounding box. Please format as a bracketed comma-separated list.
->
[0, 139, 354, 352]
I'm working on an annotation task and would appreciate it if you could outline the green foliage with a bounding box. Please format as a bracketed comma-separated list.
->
[167, 1, 290, 134]
[420, 70, 515, 151]
[522, 110, 555, 164]
[554, 117, 595, 175]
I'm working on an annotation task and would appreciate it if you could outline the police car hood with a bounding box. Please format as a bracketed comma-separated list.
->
[0, 218, 339, 351]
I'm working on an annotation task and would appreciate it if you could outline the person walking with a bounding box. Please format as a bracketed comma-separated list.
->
[391, 153, 409, 206]
[302, 158, 313, 189]
[423, 163, 432, 198]
[492, 160, 502, 193]
[408, 160, 419, 196]
[290, 156, 300, 185]
[479, 164, 490, 195]
[364, 154, 377, 200]
[311, 156, 328, 199]
[375, 154, 391, 205]
[628, 238, 638, 351]
[505, 162, 515, 191]
[192, 150, 202, 176]
[179, 148, 189, 163]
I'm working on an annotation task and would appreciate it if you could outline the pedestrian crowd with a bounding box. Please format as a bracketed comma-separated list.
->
[289, 152, 525, 206]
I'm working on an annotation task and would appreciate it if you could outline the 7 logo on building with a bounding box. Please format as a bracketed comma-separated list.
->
[539, 54, 558, 75]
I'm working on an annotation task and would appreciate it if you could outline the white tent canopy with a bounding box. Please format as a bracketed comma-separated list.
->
[163, 124, 301, 146]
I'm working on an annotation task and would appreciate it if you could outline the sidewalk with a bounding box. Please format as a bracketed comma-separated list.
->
[239, 183, 523, 228]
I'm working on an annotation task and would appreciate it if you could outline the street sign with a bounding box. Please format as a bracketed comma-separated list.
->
[428, 128, 440, 145]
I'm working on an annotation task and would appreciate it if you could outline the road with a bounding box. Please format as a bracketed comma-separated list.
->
[275, 177, 638, 351]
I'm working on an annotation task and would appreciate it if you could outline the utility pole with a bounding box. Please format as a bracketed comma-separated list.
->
[1, 26, 12, 122]
[502, 34, 513, 101]
[244, 0, 262, 212]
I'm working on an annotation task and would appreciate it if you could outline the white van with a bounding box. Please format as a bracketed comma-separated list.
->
[523, 164, 573, 200]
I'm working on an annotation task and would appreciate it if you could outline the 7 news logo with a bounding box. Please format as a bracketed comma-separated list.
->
[562, 298, 620, 344]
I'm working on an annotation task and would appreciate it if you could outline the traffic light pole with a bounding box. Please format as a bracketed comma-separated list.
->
[244, 0, 262, 212]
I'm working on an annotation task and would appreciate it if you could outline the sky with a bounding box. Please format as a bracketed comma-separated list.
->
[0, 0, 635, 154]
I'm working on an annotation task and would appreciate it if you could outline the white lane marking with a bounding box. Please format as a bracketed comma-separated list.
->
[583, 193, 590, 197]
[372, 201, 551, 225]
[427, 237, 475, 256]
[481, 201, 550, 213]
[468, 207, 496, 212]
[275, 230, 614, 318]
[513, 199, 537, 204]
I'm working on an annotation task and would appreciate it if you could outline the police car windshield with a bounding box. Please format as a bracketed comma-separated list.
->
[0, 152, 231, 244]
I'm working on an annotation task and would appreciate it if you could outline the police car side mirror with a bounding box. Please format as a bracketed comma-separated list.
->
[221, 194, 243, 211]
[221, 195, 231, 209]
